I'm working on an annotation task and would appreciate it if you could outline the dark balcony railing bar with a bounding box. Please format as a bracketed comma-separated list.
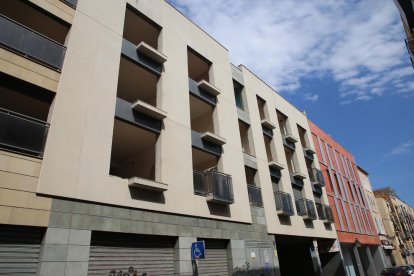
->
[247, 185, 263, 207]
[0, 108, 49, 157]
[274, 191, 295, 216]
[0, 15, 66, 70]
[405, 36, 414, 69]
[193, 170, 234, 204]
[308, 168, 325, 187]
[193, 170, 205, 195]
[296, 198, 317, 220]
[60, 0, 78, 8]
[325, 205, 335, 223]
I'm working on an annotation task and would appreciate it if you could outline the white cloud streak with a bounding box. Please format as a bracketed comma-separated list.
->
[169, 0, 414, 102]
[385, 140, 414, 157]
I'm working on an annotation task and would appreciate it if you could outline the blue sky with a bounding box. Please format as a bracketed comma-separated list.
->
[167, 0, 414, 206]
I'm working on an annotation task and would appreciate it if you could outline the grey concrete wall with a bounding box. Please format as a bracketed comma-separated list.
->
[37, 227, 91, 276]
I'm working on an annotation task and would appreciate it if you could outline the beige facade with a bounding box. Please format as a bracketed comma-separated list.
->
[375, 187, 414, 266]
[0, 0, 340, 275]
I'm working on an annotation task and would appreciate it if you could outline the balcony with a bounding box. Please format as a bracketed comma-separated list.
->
[308, 168, 325, 187]
[0, 108, 49, 157]
[405, 36, 414, 69]
[296, 198, 317, 220]
[316, 203, 333, 223]
[0, 15, 66, 70]
[274, 191, 295, 216]
[193, 170, 234, 205]
[247, 185, 263, 207]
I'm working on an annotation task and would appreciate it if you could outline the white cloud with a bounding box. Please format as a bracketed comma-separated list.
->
[385, 140, 414, 157]
[168, 0, 414, 102]
[304, 94, 319, 102]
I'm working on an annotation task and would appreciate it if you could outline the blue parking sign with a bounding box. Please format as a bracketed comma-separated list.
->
[191, 241, 205, 260]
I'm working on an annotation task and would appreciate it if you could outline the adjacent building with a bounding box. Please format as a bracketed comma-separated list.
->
[309, 121, 384, 276]
[374, 187, 414, 266]
[0, 0, 340, 275]
[358, 166, 393, 268]
[394, 0, 414, 68]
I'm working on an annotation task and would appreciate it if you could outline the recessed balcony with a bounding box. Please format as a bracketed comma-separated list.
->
[131, 100, 167, 120]
[200, 131, 226, 146]
[292, 171, 307, 179]
[304, 147, 316, 154]
[296, 198, 317, 220]
[284, 134, 298, 143]
[136, 41, 167, 64]
[128, 177, 168, 192]
[261, 119, 277, 130]
[274, 191, 295, 216]
[197, 80, 221, 97]
[269, 161, 284, 170]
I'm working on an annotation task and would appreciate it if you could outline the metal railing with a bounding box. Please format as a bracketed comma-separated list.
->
[0, 108, 49, 157]
[296, 198, 317, 220]
[193, 170, 234, 204]
[0, 15, 66, 70]
[316, 203, 326, 221]
[205, 170, 234, 204]
[308, 168, 325, 187]
[274, 191, 294, 216]
[193, 170, 205, 195]
[405, 36, 414, 69]
[247, 185, 263, 207]
[325, 205, 335, 223]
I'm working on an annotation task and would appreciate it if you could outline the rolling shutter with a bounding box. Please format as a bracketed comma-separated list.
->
[88, 231, 176, 276]
[197, 239, 229, 276]
[0, 225, 45, 275]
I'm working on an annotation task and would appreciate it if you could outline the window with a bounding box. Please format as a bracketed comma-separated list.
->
[233, 80, 244, 110]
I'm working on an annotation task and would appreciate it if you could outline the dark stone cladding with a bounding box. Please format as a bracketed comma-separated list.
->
[49, 199, 274, 242]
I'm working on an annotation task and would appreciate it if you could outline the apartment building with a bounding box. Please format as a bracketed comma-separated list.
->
[309, 121, 384, 276]
[358, 166, 392, 268]
[0, 0, 339, 275]
[374, 187, 414, 266]
[394, 0, 414, 68]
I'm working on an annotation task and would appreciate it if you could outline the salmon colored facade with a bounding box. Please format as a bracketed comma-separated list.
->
[308, 120, 380, 246]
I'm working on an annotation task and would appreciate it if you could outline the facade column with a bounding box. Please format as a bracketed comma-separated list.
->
[352, 245, 365, 276]
[174, 236, 196, 276]
[226, 239, 247, 271]
[312, 240, 323, 276]
[364, 246, 378, 276]
[37, 228, 91, 276]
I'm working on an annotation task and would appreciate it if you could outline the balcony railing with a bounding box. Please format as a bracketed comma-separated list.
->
[0, 15, 66, 70]
[315, 203, 334, 223]
[325, 205, 335, 223]
[247, 185, 263, 207]
[296, 198, 317, 220]
[0, 108, 49, 157]
[405, 36, 414, 69]
[193, 170, 234, 205]
[316, 203, 326, 221]
[308, 168, 325, 187]
[274, 191, 295, 216]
